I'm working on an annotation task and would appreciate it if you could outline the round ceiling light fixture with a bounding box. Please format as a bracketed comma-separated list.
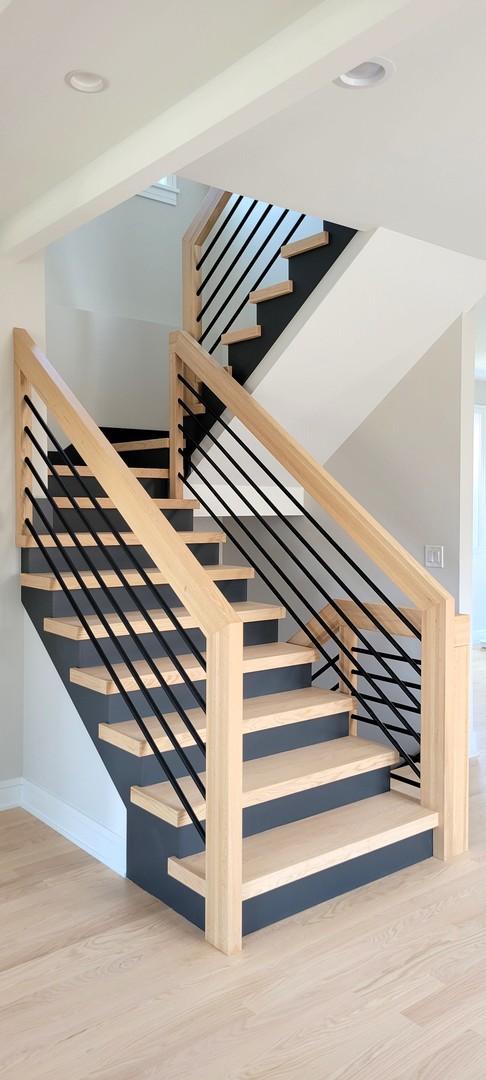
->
[65, 70, 108, 94]
[334, 58, 394, 89]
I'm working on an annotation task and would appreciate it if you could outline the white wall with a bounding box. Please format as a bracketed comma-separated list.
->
[45, 178, 208, 429]
[0, 254, 44, 790]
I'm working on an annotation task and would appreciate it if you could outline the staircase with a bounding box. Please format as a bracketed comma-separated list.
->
[14, 327, 469, 955]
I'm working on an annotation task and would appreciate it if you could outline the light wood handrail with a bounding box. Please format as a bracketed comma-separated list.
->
[170, 329, 470, 862]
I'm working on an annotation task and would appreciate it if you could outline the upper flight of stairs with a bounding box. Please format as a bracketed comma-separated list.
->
[20, 423, 437, 941]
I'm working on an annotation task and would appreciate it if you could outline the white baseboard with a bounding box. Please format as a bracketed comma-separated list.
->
[0, 777, 23, 810]
[0, 778, 126, 876]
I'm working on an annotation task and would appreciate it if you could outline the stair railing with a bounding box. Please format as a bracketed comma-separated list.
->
[170, 329, 470, 863]
[14, 328, 244, 956]
[181, 186, 307, 358]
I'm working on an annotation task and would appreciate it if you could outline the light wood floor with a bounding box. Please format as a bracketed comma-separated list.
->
[1, 653, 486, 1079]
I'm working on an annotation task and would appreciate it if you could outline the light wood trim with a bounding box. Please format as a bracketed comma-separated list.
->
[249, 280, 293, 304]
[14, 366, 33, 545]
[45, 600, 286, 642]
[69, 643, 319, 695]
[205, 621, 243, 954]
[14, 329, 237, 638]
[20, 563, 255, 593]
[20, 530, 225, 549]
[168, 792, 439, 901]
[111, 438, 170, 452]
[281, 231, 329, 259]
[289, 600, 421, 648]
[50, 464, 169, 479]
[169, 345, 184, 499]
[220, 325, 261, 346]
[170, 332, 451, 612]
[131, 737, 399, 827]
[52, 496, 199, 510]
[337, 624, 359, 736]
[98, 687, 355, 757]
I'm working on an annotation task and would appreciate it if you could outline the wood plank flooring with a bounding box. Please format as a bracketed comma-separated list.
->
[0, 649, 485, 1078]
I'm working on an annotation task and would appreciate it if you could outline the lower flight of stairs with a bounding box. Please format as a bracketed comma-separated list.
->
[20, 429, 437, 938]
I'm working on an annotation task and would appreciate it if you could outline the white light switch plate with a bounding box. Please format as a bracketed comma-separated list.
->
[424, 545, 444, 569]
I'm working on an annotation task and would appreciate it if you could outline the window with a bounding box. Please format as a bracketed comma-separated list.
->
[138, 175, 179, 206]
[473, 404, 486, 549]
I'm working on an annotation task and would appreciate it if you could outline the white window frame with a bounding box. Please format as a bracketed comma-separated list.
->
[473, 403, 486, 551]
[138, 175, 179, 206]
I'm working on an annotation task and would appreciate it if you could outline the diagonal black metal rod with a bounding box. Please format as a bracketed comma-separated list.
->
[354, 647, 421, 665]
[351, 670, 421, 690]
[24, 500, 207, 817]
[24, 461, 207, 768]
[24, 399, 207, 675]
[312, 656, 338, 681]
[389, 771, 421, 789]
[181, 451, 421, 746]
[197, 198, 258, 294]
[198, 203, 274, 329]
[178, 373, 421, 652]
[181, 415, 421, 712]
[357, 693, 420, 715]
[25, 519, 206, 839]
[24, 430, 207, 733]
[351, 714, 420, 743]
[207, 212, 306, 355]
[196, 195, 244, 273]
[181, 467, 420, 777]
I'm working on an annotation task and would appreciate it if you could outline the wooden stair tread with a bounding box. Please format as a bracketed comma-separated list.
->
[49, 465, 168, 479]
[52, 497, 199, 511]
[249, 281, 293, 304]
[20, 563, 255, 592]
[221, 325, 262, 346]
[131, 737, 399, 827]
[99, 687, 354, 756]
[281, 231, 329, 259]
[20, 530, 225, 549]
[168, 792, 438, 900]
[45, 600, 285, 641]
[71, 642, 319, 695]
[112, 437, 170, 451]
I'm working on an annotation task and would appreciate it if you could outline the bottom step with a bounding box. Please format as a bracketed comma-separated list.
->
[168, 792, 438, 900]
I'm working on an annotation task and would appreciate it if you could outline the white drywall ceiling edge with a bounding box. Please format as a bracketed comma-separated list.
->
[0, 0, 451, 260]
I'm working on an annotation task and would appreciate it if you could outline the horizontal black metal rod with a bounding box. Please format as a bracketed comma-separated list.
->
[357, 692, 420, 714]
[200, 206, 286, 343]
[23, 434, 207, 748]
[207, 213, 305, 354]
[312, 656, 338, 681]
[180, 435, 421, 737]
[181, 415, 421, 712]
[181, 467, 420, 775]
[351, 670, 421, 691]
[24, 510, 207, 835]
[198, 198, 257, 295]
[196, 195, 244, 273]
[177, 374, 421, 651]
[24, 399, 207, 676]
[353, 647, 421, 666]
[351, 714, 420, 744]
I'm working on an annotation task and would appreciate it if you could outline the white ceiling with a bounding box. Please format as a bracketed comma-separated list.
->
[0, 0, 320, 218]
[182, 0, 486, 261]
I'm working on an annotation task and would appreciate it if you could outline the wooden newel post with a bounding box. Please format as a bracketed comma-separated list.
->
[205, 619, 244, 954]
[421, 599, 469, 859]
[337, 622, 359, 735]
[14, 342, 33, 545]
[169, 334, 184, 500]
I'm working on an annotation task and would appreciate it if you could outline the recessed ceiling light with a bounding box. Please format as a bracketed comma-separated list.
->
[334, 58, 394, 89]
[65, 70, 108, 94]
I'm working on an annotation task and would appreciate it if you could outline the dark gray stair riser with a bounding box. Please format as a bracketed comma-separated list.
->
[33, 501, 195, 535]
[23, 577, 248, 618]
[21, 539, 220, 573]
[47, 475, 169, 500]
